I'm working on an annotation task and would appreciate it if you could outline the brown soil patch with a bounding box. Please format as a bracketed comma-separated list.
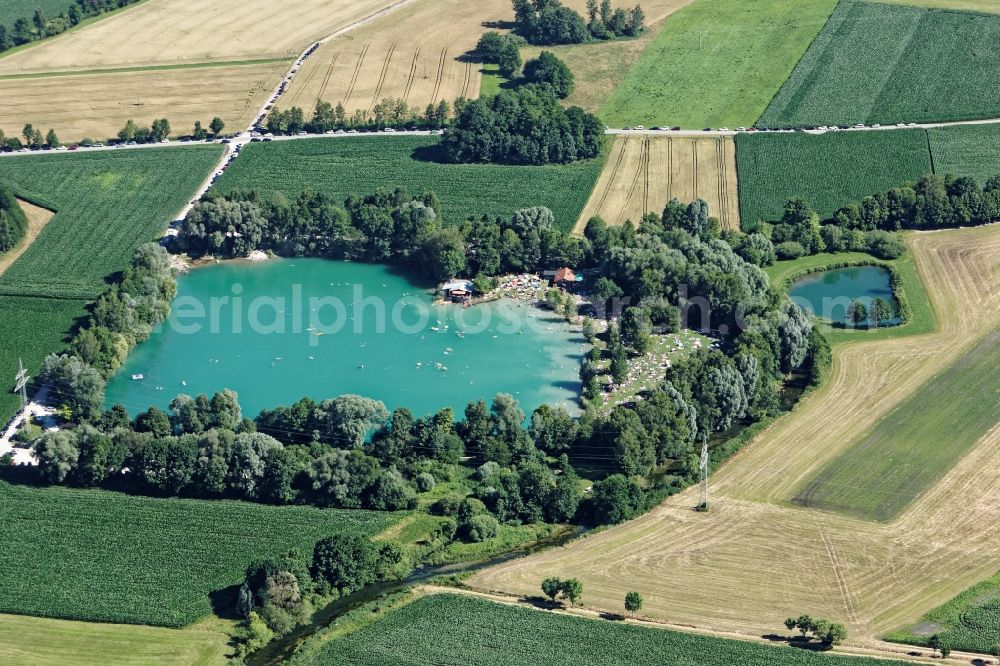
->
[0, 199, 54, 277]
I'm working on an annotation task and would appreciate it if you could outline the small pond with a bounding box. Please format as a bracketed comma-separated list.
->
[106, 258, 584, 418]
[789, 265, 902, 327]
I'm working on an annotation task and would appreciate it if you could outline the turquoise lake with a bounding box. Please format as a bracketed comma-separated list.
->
[106, 259, 584, 418]
[789, 265, 901, 326]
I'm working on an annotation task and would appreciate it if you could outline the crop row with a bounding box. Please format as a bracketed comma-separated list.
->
[299, 593, 912, 665]
[0, 146, 222, 299]
[758, 1, 1000, 127]
[0, 482, 397, 626]
[214, 136, 603, 233]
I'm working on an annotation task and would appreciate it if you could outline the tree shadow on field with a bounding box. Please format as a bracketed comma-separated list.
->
[410, 143, 451, 164]
[599, 611, 625, 621]
[761, 634, 830, 652]
[210, 584, 242, 620]
[482, 20, 514, 30]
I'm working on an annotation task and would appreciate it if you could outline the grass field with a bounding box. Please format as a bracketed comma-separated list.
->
[279, 0, 505, 119]
[598, 0, 838, 129]
[293, 593, 913, 665]
[472, 224, 1000, 640]
[575, 135, 739, 233]
[521, 0, 695, 114]
[735, 129, 932, 224]
[0, 146, 221, 299]
[0, 481, 397, 626]
[794, 327, 1000, 521]
[758, 1, 1000, 127]
[0, 60, 287, 143]
[0, 614, 234, 666]
[213, 137, 604, 233]
[0, 296, 88, 423]
[928, 124, 1000, 185]
[886, 569, 1000, 654]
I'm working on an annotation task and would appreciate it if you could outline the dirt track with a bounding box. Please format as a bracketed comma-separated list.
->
[575, 135, 739, 232]
[471, 223, 1000, 644]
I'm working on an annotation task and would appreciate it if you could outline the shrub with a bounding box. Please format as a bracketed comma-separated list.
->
[774, 241, 806, 260]
[461, 513, 499, 542]
[415, 472, 436, 492]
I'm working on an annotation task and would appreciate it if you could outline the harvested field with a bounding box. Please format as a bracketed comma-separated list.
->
[279, 0, 507, 118]
[0, 199, 53, 277]
[0, 61, 286, 143]
[575, 136, 739, 233]
[0, 0, 391, 72]
[472, 224, 1000, 642]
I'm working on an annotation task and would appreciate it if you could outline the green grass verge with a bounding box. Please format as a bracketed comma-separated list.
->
[927, 124, 1000, 185]
[0, 482, 398, 626]
[478, 64, 511, 98]
[735, 129, 932, 224]
[0, 614, 235, 666]
[0, 296, 88, 423]
[792, 326, 1000, 521]
[0, 146, 222, 299]
[0, 57, 292, 80]
[213, 137, 603, 233]
[290, 592, 913, 665]
[885, 569, 1000, 654]
[765, 247, 935, 346]
[758, 1, 1000, 127]
[598, 0, 838, 129]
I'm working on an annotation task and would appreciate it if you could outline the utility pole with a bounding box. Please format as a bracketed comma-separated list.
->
[698, 433, 709, 511]
[14, 358, 29, 412]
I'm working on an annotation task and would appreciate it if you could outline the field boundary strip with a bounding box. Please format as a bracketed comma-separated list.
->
[0, 57, 293, 80]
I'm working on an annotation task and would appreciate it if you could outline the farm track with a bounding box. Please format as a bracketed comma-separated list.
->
[429, 48, 448, 103]
[0, 201, 54, 278]
[343, 43, 370, 104]
[401, 47, 421, 102]
[470, 223, 1000, 643]
[367, 43, 397, 114]
[316, 52, 339, 102]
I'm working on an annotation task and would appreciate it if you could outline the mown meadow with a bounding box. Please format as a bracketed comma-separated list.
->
[292, 593, 914, 665]
[598, 0, 838, 129]
[757, 1, 1000, 127]
[793, 327, 1000, 521]
[0, 482, 398, 626]
[213, 136, 603, 233]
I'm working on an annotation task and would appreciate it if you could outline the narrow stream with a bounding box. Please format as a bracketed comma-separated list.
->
[249, 524, 585, 665]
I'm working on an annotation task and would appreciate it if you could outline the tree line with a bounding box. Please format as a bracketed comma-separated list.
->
[0, 185, 28, 254]
[752, 173, 1000, 260]
[175, 189, 583, 282]
[264, 98, 450, 135]
[512, 0, 644, 45]
[0, 116, 227, 151]
[0, 0, 143, 53]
